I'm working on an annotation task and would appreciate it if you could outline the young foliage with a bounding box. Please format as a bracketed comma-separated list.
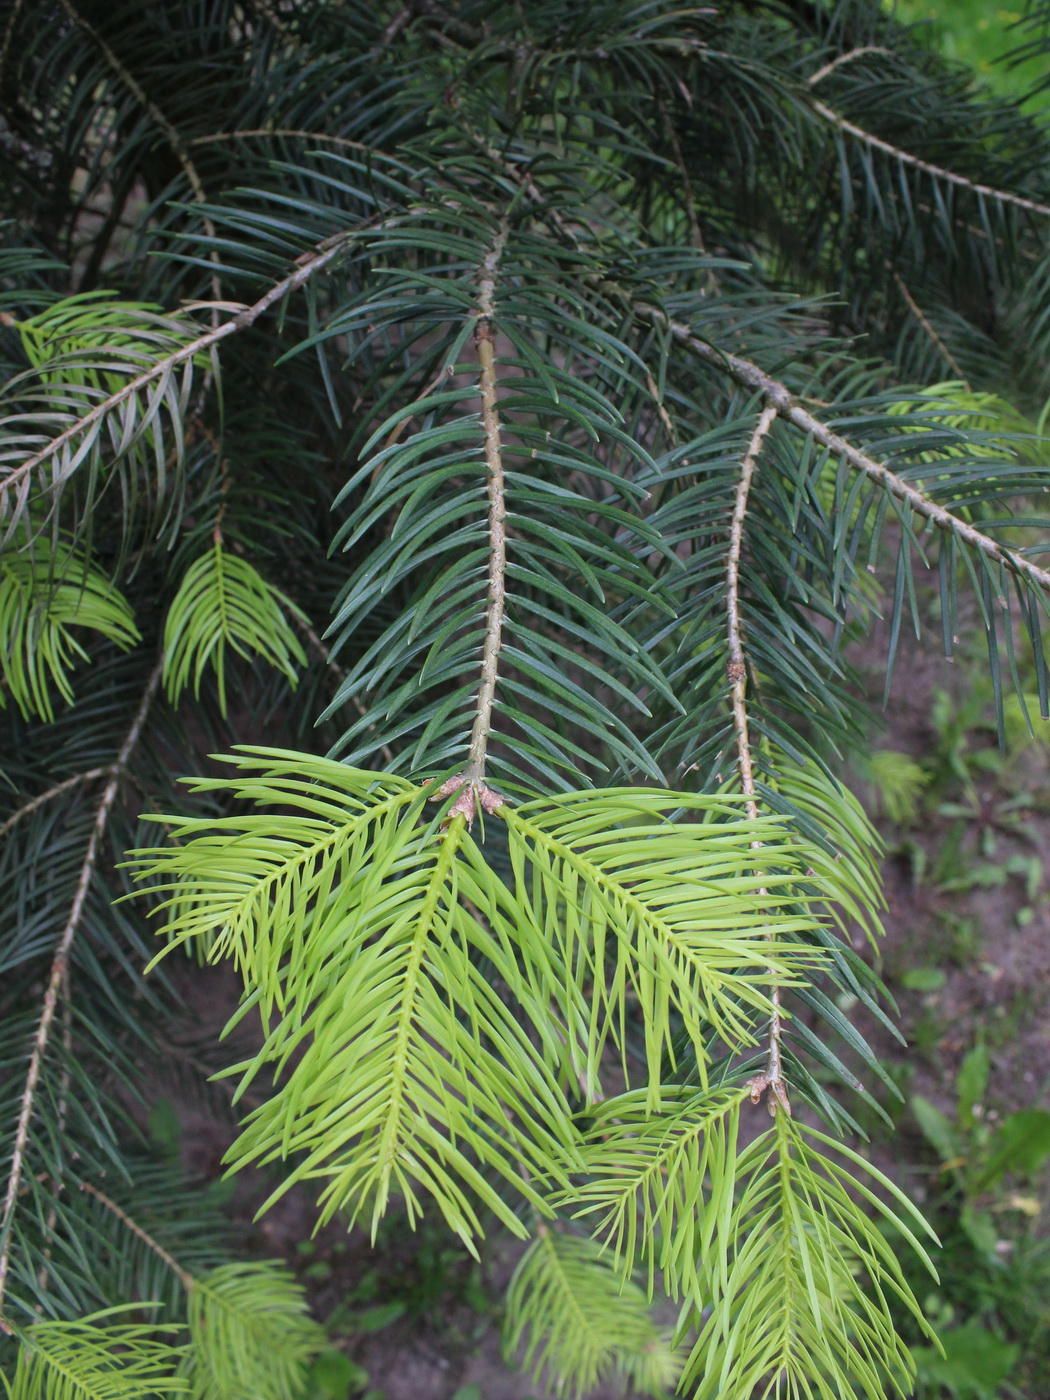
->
[0, 297, 212, 548]
[132, 754, 579, 1244]
[182, 1264, 325, 1400]
[162, 546, 308, 716]
[503, 1229, 679, 1400]
[0, 538, 139, 719]
[681, 1117, 938, 1400]
[2, 1313, 185, 1400]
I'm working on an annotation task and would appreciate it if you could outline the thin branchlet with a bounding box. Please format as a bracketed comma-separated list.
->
[0, 769, 109, 839]
[57, 0, 224, 309]
[724, 406, 789, 1116]
[888, 263, 971, 386]
[0, 657, 163, 1324]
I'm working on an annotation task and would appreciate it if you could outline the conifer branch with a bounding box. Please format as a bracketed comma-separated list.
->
[188, 129, 373, 154]
[806, 47, 893, 87]
[888, 263, 971, 386]
[808, 96, 1050, 220]
[487, 150, 1046, 596]
[380, 2, 418, 45]
[0, 236, 353, 514]
[724, 407, 789, 1116]
[638, 304, 1050, 596]
[35, 982, 72, 1296]
[0, 656, 164, 1321]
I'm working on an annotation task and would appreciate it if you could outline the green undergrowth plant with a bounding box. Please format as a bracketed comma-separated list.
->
[5, 1, 1050, 1396]
[900, 1048, 1050, 1397]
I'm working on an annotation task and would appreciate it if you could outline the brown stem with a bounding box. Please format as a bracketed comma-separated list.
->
[188, 128, 372, 154]
[724, 407, 789, 1116]
[0, 656, 164, 1321]
[35, 980, 72, 1298]
[78, 1181, 194, 1291]
[465, 223, 510, 780]
[806, 46, 893, 87]
[380, 2, 418, 45]
[440, 220, 510, 823]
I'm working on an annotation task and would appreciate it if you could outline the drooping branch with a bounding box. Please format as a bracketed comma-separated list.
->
[635, 302, 1050, 596]
[0, 656, 164, 1322]
[723, 406, 789, 1116]
[440, 220, 511, 823]
[0, 235, 354, 516]
[808, 96, 1050, 221]
[471, 140, 1050, 598]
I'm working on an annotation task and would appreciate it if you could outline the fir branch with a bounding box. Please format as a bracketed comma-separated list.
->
[187, 129, 372, 154]
[808, 95, 1050, 220]
[34, 980, 71, 1295]
[0, 655, 164, 1324]
[725, 405, 777, 816]
[380, 2, 418, 45]
[638, 303, 1050, 595]
[805, 47, 893, 87]
[724, 406, 790, 1117]
[56, 0, 223, 306]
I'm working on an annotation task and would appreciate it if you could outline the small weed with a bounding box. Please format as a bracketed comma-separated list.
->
[890, 1047, 1050, 1396]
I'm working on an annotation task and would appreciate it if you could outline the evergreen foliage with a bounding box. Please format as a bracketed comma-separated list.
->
[2, 0, 1050, 1395]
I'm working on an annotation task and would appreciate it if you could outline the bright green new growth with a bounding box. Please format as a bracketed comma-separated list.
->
[181, 1264, 325, 1400]
[0, 538, 140, 719]
[163, 546, 308, 715]
[503, 1230, 680, 1399]
[2, 1312, 187, 1400]
[1, 1267, 322, 1400]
